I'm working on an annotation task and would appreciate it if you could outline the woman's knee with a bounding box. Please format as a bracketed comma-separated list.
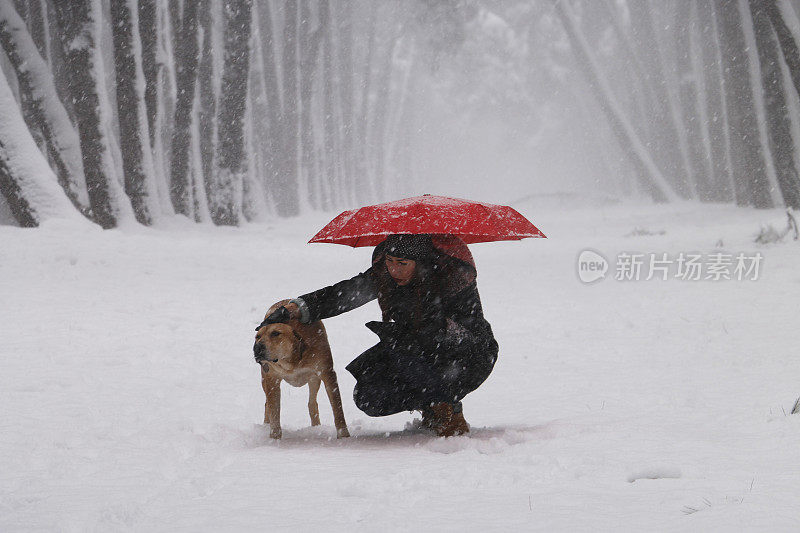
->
[353, 381, 402, 417]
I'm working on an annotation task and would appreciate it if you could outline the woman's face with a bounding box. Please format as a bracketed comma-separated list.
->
[385, 254, 417, 286]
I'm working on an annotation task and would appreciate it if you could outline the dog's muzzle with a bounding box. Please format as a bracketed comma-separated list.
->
[253, 342, 278, 364]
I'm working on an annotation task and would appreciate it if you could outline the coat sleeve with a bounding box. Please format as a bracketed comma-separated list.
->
[295, 266, 379, 322]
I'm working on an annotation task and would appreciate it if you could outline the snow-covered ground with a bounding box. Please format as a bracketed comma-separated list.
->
[2, 201, 800, 531]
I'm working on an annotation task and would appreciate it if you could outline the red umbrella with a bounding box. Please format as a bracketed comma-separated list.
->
[309, 194, 546, 247]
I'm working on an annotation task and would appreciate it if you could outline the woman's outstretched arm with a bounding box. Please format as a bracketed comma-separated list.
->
[290, 266, 380, 323]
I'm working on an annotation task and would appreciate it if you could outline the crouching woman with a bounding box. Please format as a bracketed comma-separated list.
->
[269, 234, 498, 436]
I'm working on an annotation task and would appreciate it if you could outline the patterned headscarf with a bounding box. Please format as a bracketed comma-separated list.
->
[384, 234, 433, 261]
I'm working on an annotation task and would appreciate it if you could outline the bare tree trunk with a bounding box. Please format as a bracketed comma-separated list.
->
[168, 0, 180, 54]
[197, 0, 216, 220]
[277, 0, 300, 216]
[355, 2, 377, 204]
[0, 155, 36, 227]
[156, 1, 179, 201]
[210, 0, 252, 225]
[43, 1, 74, 125]
[54, 0, 132, 228]
[320, 0, 338, 209]
[391, 30, 421, 199]
[26, 0, 49, 64]
[697, 0, 734, 201]
[242, 2, 268, 222]
[0, 4, 88, 215]
[337, 0, 355, 205]
[299, 0, 321, 210]
[369, 17, 398, 202]
[138, 0, 158, 150]
[169, 0, 200, 217]
[675, 1, 712, 200]
[766, 1, 800, 110]
[384, 34, 416, 195]
[12, 0, 27, 25]
[551, 0, 678, 203]
[627, 0, 693, 198]
[0, 67, 85, 227]
[715, 0, 773, 207]
[110, 0, 157, 225]
[749, 0, 800, 209]
[190, 95, 210, 222]
[255, 0, 283, 210]
[597, 0, 655, 145]
[249, 0, 270, 214]
[4, 6, 44, 151]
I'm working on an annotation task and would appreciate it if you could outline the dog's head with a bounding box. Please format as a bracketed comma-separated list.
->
[254, 322, 306, 367]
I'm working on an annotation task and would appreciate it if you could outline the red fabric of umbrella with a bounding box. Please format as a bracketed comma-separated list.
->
[309, 194, 546, 247]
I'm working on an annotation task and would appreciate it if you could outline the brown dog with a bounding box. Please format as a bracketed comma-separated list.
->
[254, 300, 349, 439]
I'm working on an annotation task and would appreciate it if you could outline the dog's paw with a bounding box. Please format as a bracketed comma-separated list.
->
[337, 427, 350, 439]
[269, 427, 282, 439]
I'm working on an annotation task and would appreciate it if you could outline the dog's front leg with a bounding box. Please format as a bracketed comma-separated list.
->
[322, 370, 349, 438]
[261, 368, 271, 425]
[264, 376, 282, 439]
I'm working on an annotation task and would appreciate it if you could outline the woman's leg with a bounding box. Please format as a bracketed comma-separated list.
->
[348, 342, 420, 416]
[347, 336, 498, 417]
[438, 338, 498, 403]
[350, 341, 444, 416]
[352, 379, 411, 416]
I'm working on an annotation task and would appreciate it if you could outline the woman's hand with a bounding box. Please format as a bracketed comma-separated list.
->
[259, 302, 301, 329]
[284, 301, 300, 319]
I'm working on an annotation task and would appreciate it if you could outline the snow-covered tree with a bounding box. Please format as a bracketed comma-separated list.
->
[110, 0, 160, 225]
[551, 0, 678, 202]
[0, 66, 86, 227]
[0, 3, 88, 215]
[750, 0, 800, 209]
[53, 0, 134, 228]
[209, 0, 253, 226]
[4, 0, 800, 229]
[168, 0, 200, 217]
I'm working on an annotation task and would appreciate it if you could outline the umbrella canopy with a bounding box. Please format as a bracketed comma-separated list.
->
[309, 194, 546, 247]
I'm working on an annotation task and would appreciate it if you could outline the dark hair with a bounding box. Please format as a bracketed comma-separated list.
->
[374, 238, 444, 327]
[372, 235, 476, 328]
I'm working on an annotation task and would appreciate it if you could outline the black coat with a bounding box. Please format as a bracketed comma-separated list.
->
[298, 240, 498, 415]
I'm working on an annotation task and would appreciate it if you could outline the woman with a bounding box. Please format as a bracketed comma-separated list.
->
[267, 233, 498, 436]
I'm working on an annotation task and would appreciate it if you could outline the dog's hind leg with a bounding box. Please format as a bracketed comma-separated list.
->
[322, 370, 350, 438]
[308, 377, 321, 426]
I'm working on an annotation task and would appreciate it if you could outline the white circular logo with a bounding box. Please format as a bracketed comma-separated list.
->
[577, 249, 608, 283]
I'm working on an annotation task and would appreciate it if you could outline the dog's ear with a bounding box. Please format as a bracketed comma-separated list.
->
[293, 331, 307, 355]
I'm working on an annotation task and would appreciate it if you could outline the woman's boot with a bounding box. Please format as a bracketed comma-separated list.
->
[431, 402, 470, 437]
[420, 407, 437, 430]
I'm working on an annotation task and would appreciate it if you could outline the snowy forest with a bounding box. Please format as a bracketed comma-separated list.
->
[3, 0, 800, 229]
[7, 2, 800, 529]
